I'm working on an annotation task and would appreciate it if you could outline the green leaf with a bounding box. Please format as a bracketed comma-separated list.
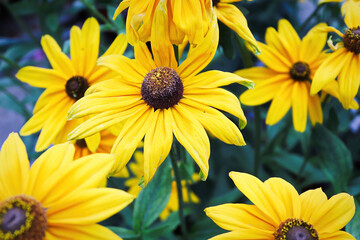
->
[346, 196, 360, 239]
[108, 227, 140, 240]
[311, 124, 353, 192]
[133, 160, 172, 232]
[144, 212, 180, 238]
[45, 13, 60, 33]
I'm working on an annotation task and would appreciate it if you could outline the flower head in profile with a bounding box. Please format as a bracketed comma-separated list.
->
[67, 2, 253, 184]
[125, 151, 199, 220]
[238, 19, 358, 132]
[311, 6, 360, 109]
[205, 172, 355, 240]
[16, 17, 128, 151]
[0, 133, 134, 240]
[113, 0, 258, 52]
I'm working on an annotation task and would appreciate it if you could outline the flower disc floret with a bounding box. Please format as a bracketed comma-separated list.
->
[289, 62, 311, 81]
[212, 0, 220, 6]
[65, 76, 89, 100]
[343, 27, 360, 54]
[274, 218, 318, 240]
[0, 195, 47, 240]
[141, 67, 183, 109]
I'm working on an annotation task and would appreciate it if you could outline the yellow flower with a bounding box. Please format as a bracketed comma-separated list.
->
[0, 133, 134, 240]
[67, 4, 253, 184]
[238, 19, 358, 132]
[125, 151, 199, 220]
[205, 172, 355, 240]
[16, 17, 128, 152]
[113, 0, 258, 52]
[311, 5, 360, 109]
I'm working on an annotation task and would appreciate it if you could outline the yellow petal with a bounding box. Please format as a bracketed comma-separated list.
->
[256, 42, 291, 73]
[134, 42, 157, 71]
[265, 27, 291, 61]
[300, 188, 328, 222]
[215, 3, 259, 53]
[308, 91, 323, 125]
[102, 33, 128, 57]
[41, 35, 75, 77]
[113, 0, 130, 20]
[277, 19, 301, 62]
[171, 105, 210, 180]
[209, 230, 273, 240]
[344, 0, 360, 28]
[16, 66, 66, 88]
[229, 172, 285, 226]
[300, 23, 328, 64]
[143, 109, 173, 184]
[291, 81, 308, 132]
[320, 231, 356, 240]
[70, 25, 83, 76]
[235, 66, 274, 80]
[265, 80, 293, 125]
[85, 132, 101, 153]
[0, 133, 29, 198]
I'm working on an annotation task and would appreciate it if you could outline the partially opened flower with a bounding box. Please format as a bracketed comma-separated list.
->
[0, 133, 134, 240]
[311, 5, 360, 109]
[125, 151, 199, 220]
[238, 19, 358, 132]
[16, 17, 128, 151]
[67, 2, 253, 184]
[113, 0, 258, 52]
[205, 172, 355, 240]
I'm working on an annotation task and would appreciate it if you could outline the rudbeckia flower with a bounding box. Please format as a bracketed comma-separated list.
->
[124, 151, 199, 220]
[205, 172, 356, 240]
[0, 133, 134, 240]
[67, 2, 253, 184]
[113, 0, 258, 52]
[238, 19, 358, 132]
[311, 4, 360, 109]
[16, 17, 128, 152]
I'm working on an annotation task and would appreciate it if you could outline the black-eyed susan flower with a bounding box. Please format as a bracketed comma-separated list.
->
[205, 172, 356, 240]
[67, 2, 253, 184]
[16, 17, 127, 152]
[238, 19, 358, 132]
[125, 151, 199, 220]
[113, 0, 258, 52]
[311, 6, 360, 109]
[0, 133, 134, 240]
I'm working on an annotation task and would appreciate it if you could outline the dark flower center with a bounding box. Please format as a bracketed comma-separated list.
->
[289, 62, 310, 81]
[0, 195, 47, 240]
[212, 0, 220, 6]
[141, 67, 183, 109]
[75, 139, 88, 148]
[343, 27, 360, 54]
[274, 218, 319, 240]
[65, 76, 89, 100]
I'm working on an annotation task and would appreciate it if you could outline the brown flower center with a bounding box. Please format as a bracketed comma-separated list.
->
[0, 195, 47, 240]
[65, 76, 89, 100]
[212, 0, 220, 6]
[75, 139, 87, 148]
[141, 67, 183, 109]
[289, 62, 310, 81]
[274, 218, 319, 240]
[343, 27, 360, 54]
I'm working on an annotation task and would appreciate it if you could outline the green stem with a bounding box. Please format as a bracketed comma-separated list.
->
[79, 0, 117, 30]
[299, 4, 324, 34]
[0, 54, 20, 70]
[170, 143, 188, 240]
[254, 106, 261, 175]
[2, 1, 38, 45]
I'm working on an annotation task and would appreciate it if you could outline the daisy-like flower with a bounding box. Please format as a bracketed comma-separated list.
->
[311, 6, 360, 109]
[238, 19, 358, 132]
[16, 17, 128, 152]
[205, 172, 356, 240]
[0, 133, 134, 240]
[67, 2, 253, 184]
[125, 151, 199, 220]
[113, 0, 258, 52]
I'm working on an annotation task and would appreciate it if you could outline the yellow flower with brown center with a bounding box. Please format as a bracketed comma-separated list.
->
[311, 6, 360, 109]
[16, 17, 128, 152]
[125, 151, 199, 220]
[0, 133, 134, 240]
[238, 19, 358, 132]
[67, 3, 253, 184]
[205, 172, 356, 240]
[113, 0, 258, 52]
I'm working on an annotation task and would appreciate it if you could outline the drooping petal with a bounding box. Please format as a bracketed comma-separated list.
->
[16, 66, 66, 88]
[205, 203, 275, 232]
[0, 133, 29, 199]
[143, 109, 173, 184]
[171, 105, 210, 180]
[291, 81, 309, 132]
